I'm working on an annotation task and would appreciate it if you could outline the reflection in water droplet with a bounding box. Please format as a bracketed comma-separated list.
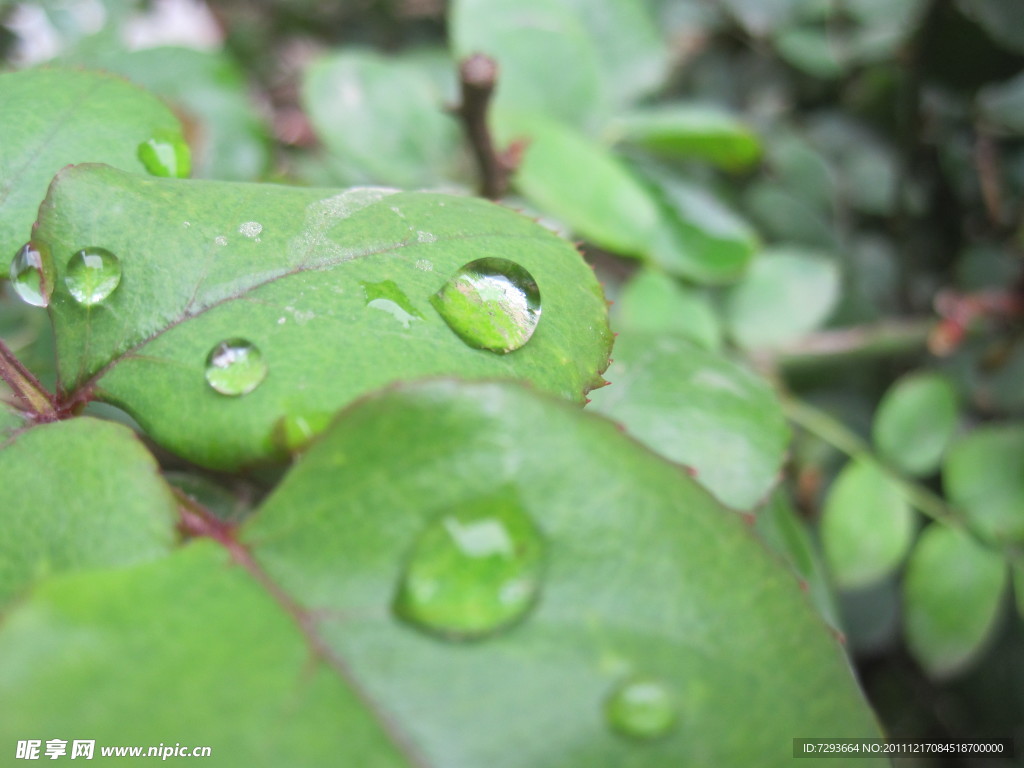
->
[605, 677, 677, 740]
[9, 241, 55, 307]
[204, 339, 267, 396]
[273, 412, 331, 454]
[362, 280, 423, 329]
[394, 491, 544, 640]
[431, 258, 541, 354]
[239, 221, 263, 238]
[137, 132, 191, 178]
[66, 247, 122, 306]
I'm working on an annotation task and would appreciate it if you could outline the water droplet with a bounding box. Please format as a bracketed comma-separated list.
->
[393, 491, 544, 640]
[214, 236, 228, 247]
[431, 258, 541, 353]
[65, 247, 122, 306]
[416, 231, 436, 243]
[362, 280, 422, 329]
[204, 339, 267, 396]
[137, 132, 191, 178]
[415, 259, 433, 272]
[9, 241, 55, 307]
[239, 221, 263, 238]
[605, 677, 677, 741]
[273, 412, 331, 454]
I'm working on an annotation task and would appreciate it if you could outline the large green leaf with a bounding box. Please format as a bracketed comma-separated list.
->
[943, 425, 1024, 544]
[872, 372, 958, 477]
[36, 165, 612, 470]
[903, 524, 1007, 679]
[0, 68, 186, 259]
[0, 380, 881, 765]
[302, 50, 461, 188]
[612, 268, 722, 350]
[820, 457, 915, 590]
[0, 417, 177, 609]
[613, 105, 762, 170]
[587, 331, 790, 510]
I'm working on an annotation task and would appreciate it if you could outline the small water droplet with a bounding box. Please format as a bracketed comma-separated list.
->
[9, 241, 55, 307]
[431, 258, 541, 354]
[239, 221, 263, 238]
[204, 339, 267, 396]
[137, 132, 191, 178]
[605, 677, 677, 741]
[415, 259, 433, 272]
[65, 247, 122, 306]
[393, 491, 544, 640]
[273, 412, 331, 454]
[214, 236, 228, 247]
[362, 280, 422, 329]
[182, 221, 191, 229]
[416, 231, 436, 243]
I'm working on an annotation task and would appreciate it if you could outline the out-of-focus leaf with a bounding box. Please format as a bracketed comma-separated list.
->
[613, 105, 762, 169]
[873, 373, 959, 477]
[743, 183, 837, 248]
[0, 418, 177, 609]
[943, 425, 1024, 544]
[302, 50, 461, 188]
[69, 46, 270, 181]
[450, 0, 605, 130]
[588, 331, 790, 510]
[979, 71, 1024, 134]
[774, 27, 844, 78]
[613, 268, 722, 350]
[903, 524, 1007, 678]
[636, 164, 759, 284]
[37, 165, 612, 470]
[958, 0, 1024, 54]
[821, 457, 915, 590]
[724, 248, 840, 349]
[507, 115, 660, 257]
[0, 67, 185, 259]
[717, 0, 801, 36]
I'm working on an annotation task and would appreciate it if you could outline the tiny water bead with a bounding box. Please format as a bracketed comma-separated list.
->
[431, 258, 541, 354]
[393, 492, 545, 641]
[362, 280, 423, 329]
[137, 132, 191, 178]
[65, 247, 122, 306]
[9, 241, 56, 307]
[204, 339, 267, 396]
[605, 677, 678, 741]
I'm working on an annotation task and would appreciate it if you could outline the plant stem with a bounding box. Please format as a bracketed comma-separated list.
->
[0, 338, 57, 420]
[761, 319, 934, 370]
[454, 53, 520, 200]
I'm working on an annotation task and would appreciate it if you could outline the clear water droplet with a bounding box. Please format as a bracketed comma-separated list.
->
[362, 280, 422, 329]
[9, 241, 55, 307]
[204, 339, 267, 396]
[137, 132, 191, 178]
[65, 247, 122, 306]
[431, 258, 541, 354]
[273, 412, 331, 454]
[238, 221, 263, 238]
[393, 491, 544, 640]
[605, 677, 677, 740]
[416, 231, 437, 243]
[214, 236, 228, 247]
[415, 259, 433, 272]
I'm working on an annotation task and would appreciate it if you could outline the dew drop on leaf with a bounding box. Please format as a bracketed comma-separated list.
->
[605, 677, 678, 740]
[362, 280, 423, 329]
[204, 339, 267, 396]
[9, 240, 56, 307]
[65, 247, 122, 306]
[393, 491, 544, 640]
[430, 258, 541, 353]
[137, 132, 191, 178]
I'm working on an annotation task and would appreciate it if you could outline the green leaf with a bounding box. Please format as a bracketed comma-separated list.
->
[872, 373, 958, 477]
[68, 46, 271, 182]
[0, 417, 177, 610]
[958, 0, 1024, 54]
[725, 248, 840, 349]
[717, 0, 801, 36]
[587, 331, 790, 510]
[0, 68, 186, 259]
[507, 115, 661, 257]
[943, 425, 1024, 544]
[0, 401, 28, 440]
[613, 105, 762, 169]
[302, 50, 461, 188]
[979, 71, 1024, 134]
[773, 27, 845, 79]
[903, 524, 1007, 679]
[637, 165, 759, 284]
[821, 457, 915, 590]
[0, 380, 881, 764]
[38, 165, 612, 470]
[450, 0, 605, 129]
[613, 268, 722, 350]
